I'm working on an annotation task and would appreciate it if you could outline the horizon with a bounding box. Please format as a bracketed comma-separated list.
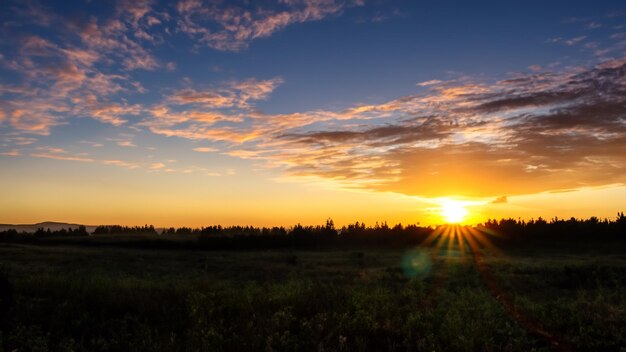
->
[1, 0, 625, 226]
[2, 212, 625, 230]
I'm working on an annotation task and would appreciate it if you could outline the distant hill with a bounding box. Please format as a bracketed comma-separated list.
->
[0, 222, 98, 233]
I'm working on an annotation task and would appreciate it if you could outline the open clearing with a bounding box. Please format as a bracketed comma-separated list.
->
[1, 239, 625, 351]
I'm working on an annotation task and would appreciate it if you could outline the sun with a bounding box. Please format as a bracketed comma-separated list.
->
[440, 200, 468, 223]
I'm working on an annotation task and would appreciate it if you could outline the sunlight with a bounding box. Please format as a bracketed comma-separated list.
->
[440, 200, 468, 223]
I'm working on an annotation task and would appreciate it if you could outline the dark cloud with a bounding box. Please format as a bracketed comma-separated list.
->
[283, 120, 453, 147]
[266, 59, 626, 198]
[491, 196, 508, 204]
[474, 90, 589, 113]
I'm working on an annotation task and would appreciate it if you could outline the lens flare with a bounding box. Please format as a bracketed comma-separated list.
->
[401, 249, 432, 278]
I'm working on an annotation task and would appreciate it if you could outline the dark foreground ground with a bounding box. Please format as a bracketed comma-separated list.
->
[0, 237, 625, 351]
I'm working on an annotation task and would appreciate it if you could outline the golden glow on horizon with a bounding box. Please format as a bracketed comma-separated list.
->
[0, 159, 624, 227]
[440, 200, 469, 223]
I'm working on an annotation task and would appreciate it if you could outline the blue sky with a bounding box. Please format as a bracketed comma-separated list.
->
[0, 0, 625, 225]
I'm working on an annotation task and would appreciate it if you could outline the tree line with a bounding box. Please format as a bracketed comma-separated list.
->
[478, 212, 626, 242]
[0, 214, 623, 249]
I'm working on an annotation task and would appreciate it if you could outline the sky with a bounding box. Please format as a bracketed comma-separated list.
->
[0, 0, 625, 227]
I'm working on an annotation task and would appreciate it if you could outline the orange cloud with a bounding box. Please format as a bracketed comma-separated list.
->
[86, 102, 141, 126]
[0, 149, 20, 156]
[169, 89, 236, 108]
[8, 108, 65, 135]
[31, 147, 94, 162]
[102, 159, 140, 169]
[214, 58, 626, 199]
[150, 162, 166, 169]
[176, 0, 352, 51]
[168, 77, 283, 109]
[193, 147, 218, 152]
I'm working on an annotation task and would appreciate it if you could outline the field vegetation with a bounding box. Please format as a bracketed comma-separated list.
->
[0, 215, 625, 351]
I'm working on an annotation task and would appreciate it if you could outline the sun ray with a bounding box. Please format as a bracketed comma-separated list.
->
[447, 226, 456, 258]
[421, 225, 445, 247]
[468, 227, 503, 257]
[434, 225, 451, 255]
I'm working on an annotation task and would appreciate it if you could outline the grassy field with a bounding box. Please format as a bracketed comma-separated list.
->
[0, 238, 625, 351]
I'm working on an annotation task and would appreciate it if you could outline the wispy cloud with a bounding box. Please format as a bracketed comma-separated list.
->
[28, 146, 174, 172]
[149, 162, 166, 170]
[176, 0, 358, 51]
[564, 35, 587, 45]
[31, 146, 94, 162]
[4, 136, 37, 146]
[141, 77, 285, 143]
[102, 159, 141, 169]
[193, 147, 218, 153]
[117, 140, 136, 148]
[168, 77, 284, 108]
[0, 32, 145, 134]
[0, 0, 349, 139]
[0, 149, 20, 156]
[417, 79, 443, 87]
[0, 0, 165, 135]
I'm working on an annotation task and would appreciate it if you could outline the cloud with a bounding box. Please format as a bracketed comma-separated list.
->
[102, 159, 141, 169]
[61, 48, 100, 67]
[7, 107, 66, 135]
[193, 147, 218, 152]
[168, 77, 284, 108]
[0, 23, 146, 135]
[26, 145, 206, 174]
[142, 77, 285, 143]
[587, 21, 602, 29]
[417, 79, 443, 87]
[4, 136, 37, 146]
[117, 140, 136, 147]
[549, 189, 577, 194]
[20, 35, 59, 56]
[169, 89, 237, 108]
[491, 196, 507, 204]
[176, 0, 355, 51]
[230, 78, 285, 107]
[564, 36, 587, 45]
[106, 133, 138, 147]
[10, 0, 59, 27]
[1, 1, 333, 140]
[116, 0, 153, 25]
[28, 147, 149, 171]
[79, 140, 104, 148]
[85, 101, 141, 126]
[191, 58, 626, 199]
[3, 1, 625, 201]
[31, 146, 94, 162]
[133, 55, 626, 201]
[0, 149, 20, 156]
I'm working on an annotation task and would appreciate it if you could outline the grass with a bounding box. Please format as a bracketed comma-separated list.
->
[0, 240, 625, 351]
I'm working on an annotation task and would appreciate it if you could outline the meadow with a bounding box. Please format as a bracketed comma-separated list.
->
[0, 226, 625, 352]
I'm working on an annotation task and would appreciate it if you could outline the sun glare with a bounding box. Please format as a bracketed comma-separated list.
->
[440, 200, 468, 223]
